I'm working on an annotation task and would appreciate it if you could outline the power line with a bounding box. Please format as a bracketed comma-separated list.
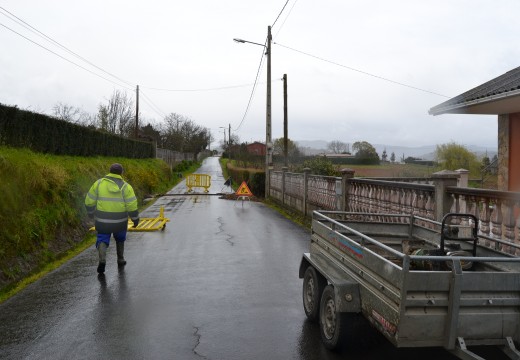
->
[234, 43, 267, 132]
[234, 0, 293, 134]
[1, 7, 266, 96]
[274, 42, 451, 98]
[0, 21, 134, 91]
[0, 6, 135, 88]
[2, 6, 284, 99]
[140, 91, 167, 119]
[272, 0, 290, 28]
[140, 82, 260, 92]
[273, 0, 299, 39]
[231, 1, 292, 135]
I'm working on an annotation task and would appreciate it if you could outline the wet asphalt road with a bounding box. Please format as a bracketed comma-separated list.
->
[0, 157, 508, 360]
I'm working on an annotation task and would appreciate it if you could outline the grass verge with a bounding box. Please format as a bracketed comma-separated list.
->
[264, 199, 312, 231]
[0, 146, 201, 303]
[0, 234, 96, 304]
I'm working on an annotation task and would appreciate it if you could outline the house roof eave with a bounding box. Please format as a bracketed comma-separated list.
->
[429, 88, 520, 116]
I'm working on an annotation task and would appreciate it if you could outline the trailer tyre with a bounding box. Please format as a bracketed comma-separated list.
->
[320, 285, 346, 350]
[302, 266, 326, 322]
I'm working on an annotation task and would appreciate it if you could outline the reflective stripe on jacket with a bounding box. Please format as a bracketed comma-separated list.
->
[85, 173, 139, 233]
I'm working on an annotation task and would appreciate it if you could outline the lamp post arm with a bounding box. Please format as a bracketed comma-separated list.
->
[233, 38, 267, 49]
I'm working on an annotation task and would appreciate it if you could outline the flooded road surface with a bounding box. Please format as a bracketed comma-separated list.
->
[0, 157, 508, 359]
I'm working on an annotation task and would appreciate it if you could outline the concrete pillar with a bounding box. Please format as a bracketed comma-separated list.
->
[340, 168, 355, 211]
[455, 169, 469, 188]
[431, 170, 460, 222]
[455, 168, 469, 213]
[282, 167, 288, 206]
[303, 168, 311, 217]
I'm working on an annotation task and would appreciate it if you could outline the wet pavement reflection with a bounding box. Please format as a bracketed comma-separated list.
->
[0, 157, 510, 360]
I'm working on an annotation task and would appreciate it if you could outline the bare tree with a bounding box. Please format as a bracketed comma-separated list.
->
[161, 113, 188, 150]
[53, 102, 95, 126]
[97, 90, 134, 135]
[160, 113, 211, 155]
[327, 140, 349, 154]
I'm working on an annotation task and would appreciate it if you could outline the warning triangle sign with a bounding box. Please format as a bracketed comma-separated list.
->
[236, 181, 253, 196]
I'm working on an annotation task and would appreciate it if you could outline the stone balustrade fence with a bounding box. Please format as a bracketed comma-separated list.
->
[269, 167, 520, 255]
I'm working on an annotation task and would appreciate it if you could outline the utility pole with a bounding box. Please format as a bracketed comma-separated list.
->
[228, 123, 231, 146]
[266, 25, 272, 198]
[232, 26, 272, 198]
[283, 74, 288, 167]
[135, 85, 139, 139]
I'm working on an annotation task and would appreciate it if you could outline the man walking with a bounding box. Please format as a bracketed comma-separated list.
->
[85, 163, 139, 274]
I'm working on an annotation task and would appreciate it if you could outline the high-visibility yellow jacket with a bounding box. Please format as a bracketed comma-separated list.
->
[85, 173, 139, 233]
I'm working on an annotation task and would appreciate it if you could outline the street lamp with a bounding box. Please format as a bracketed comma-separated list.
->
[234, 26, 272, 198]
[219, 126, 227, 146]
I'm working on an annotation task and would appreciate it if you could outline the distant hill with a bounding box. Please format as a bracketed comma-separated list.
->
[296, 140, 497, 160]
[296, 140, 329, 155]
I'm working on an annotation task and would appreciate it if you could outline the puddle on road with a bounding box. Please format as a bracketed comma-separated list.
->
[144, 197, 186, 217]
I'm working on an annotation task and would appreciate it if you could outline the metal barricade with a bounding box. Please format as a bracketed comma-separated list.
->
[89, 206, 170, 232]
[186, 174, 211, 193]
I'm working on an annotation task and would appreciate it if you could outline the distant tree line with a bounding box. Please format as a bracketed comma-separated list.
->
[53, 90, 212, 157]
[0, 103, 154, 158]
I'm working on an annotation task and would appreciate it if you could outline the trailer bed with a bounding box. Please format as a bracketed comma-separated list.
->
[300, 211, 520, 360]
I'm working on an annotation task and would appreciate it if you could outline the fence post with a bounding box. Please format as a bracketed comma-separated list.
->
[304, 168, 311, 217]
[455, 168, 470, 213]
[340, 168, 355, 211]
[282, 167, 288, 206]
[455, 168, 469, 187]
[431, 170, 460, 221]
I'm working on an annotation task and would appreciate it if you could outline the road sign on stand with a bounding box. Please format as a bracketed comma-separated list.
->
[235, 181, 253, 208]
[236, 181, 253, 197]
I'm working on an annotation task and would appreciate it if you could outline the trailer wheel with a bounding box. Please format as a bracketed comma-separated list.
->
[320, 285, 346, 350]
[302, 266, 326, 322]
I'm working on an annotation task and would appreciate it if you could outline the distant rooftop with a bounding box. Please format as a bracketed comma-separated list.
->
[429, 66, 520, 115]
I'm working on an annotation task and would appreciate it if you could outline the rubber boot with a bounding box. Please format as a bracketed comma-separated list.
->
[116, 241, 127, 267]
[97, 242, 107, 274]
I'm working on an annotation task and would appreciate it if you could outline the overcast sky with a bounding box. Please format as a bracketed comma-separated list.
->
[2, 1, 518, 150]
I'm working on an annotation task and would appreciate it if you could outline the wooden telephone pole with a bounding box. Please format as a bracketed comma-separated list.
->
[135, 85, 139, 139]
[283, 74, 288, 167]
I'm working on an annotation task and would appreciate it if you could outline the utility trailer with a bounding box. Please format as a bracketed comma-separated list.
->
[299, 211, 520, 360]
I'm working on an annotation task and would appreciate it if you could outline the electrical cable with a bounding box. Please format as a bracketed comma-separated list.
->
[140, 91, 167, 118]
[1, 7, 267, 95]
[272, 0, 290, 28]
[274, 42, 451, 98]
[233, 42, 267, 132]
[140, 82, 258, 92]
[0, 6, 135, 88]
[273, 0, 299, 39]
[0, 21, 134, 91]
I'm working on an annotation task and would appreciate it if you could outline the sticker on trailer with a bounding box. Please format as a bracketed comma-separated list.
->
[372, 309, 397, 335]
[330, 232, 363, 259]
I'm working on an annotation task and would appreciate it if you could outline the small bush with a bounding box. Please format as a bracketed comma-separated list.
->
[242, 170, 250, 183]
[295, 157, 339, 176]
[173, 160, 195, 173]
[250, 173, 265, 198]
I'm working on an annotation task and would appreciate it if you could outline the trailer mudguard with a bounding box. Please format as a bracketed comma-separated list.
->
[300, 253, 361, 313]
